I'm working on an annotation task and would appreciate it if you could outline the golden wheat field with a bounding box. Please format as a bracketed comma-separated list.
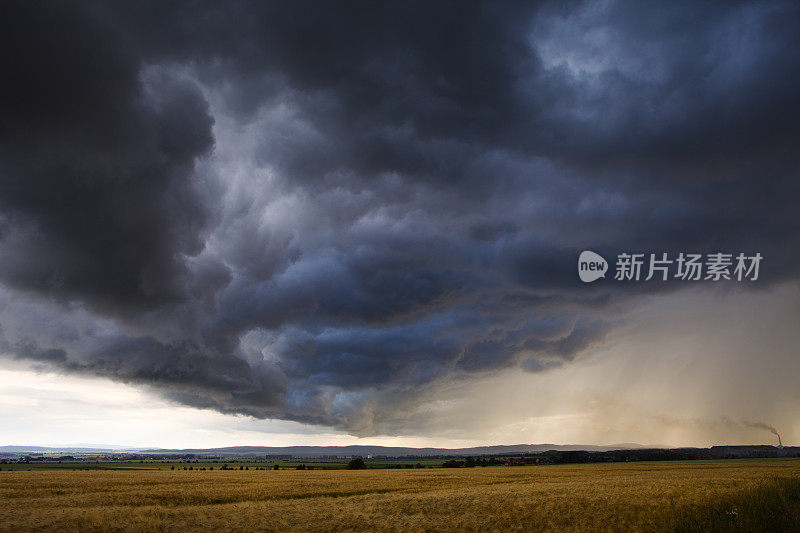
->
[1, 459, 799, 532]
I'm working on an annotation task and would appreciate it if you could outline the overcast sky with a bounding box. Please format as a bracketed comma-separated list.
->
[0, 0, 798, 448]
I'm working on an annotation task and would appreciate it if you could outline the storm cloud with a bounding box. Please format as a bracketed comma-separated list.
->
[0, 0, 798, 434]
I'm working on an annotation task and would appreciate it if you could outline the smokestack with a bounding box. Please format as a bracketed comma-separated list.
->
[778, 433, 782, 448]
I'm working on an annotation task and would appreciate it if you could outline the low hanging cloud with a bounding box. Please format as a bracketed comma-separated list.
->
[0, 0, 798, 435]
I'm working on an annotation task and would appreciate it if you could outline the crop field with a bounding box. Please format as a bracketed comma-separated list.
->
[1, 459, 799, 531]
[0, 457, 446, 471]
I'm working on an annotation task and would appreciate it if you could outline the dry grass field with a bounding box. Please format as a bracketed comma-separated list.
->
[1, 459, 799, 532]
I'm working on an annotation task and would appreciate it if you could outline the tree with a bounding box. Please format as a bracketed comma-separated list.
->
[347, 458, 366, 470]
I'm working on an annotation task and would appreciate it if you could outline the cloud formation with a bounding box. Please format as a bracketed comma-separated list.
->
[0, 0, 798, 434]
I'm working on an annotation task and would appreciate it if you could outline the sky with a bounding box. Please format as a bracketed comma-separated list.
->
[0, 0, 798, 448]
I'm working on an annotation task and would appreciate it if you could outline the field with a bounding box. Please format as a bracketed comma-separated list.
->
[1, 459, 799, 531]
[0, 457, 446, 471]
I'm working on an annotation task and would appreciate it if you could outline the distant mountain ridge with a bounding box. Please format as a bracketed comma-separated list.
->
[2, 443, 667, 456]
[0, 445, 140, 453]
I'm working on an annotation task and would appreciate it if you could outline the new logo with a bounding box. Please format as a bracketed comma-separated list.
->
[578, 250, 608, 283]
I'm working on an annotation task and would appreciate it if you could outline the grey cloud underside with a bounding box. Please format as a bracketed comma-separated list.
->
[0, 0, 798, 434]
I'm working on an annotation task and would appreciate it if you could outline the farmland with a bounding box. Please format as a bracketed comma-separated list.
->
[1, 459, 799, 531]
[0, 457, 446, 471]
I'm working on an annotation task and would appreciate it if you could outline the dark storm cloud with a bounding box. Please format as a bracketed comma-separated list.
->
[0, 0, 217, 314]
[1, 0, 798, 434]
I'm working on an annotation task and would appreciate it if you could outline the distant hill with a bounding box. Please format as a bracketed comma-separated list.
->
[1, 443, 661, 456]
[2, 444, 796, 461]
[0, 445, 134, 453]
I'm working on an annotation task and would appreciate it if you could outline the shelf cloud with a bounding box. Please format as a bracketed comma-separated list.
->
[0, 0, 798, 435]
